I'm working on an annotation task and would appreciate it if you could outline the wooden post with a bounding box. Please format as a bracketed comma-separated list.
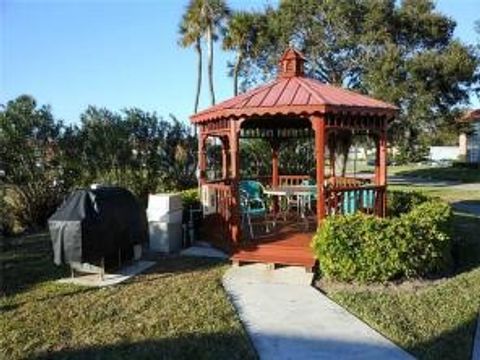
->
[379, 125, 387, 187]
[220, 136, 229, 179]
[269, 138, 280, 214]
[312, 115, 326, 222]
[374, 133, 380, 186]
[328, 130, 336, 181]
[379, 119, 388, 216]
[229, 120, 241, 243]
[271, 140, 280, 187]
[198, 132, 207, 185]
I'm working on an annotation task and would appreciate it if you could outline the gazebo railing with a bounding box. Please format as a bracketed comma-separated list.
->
[243, 175, 311, 187]
[201, 182, 233, 246]
[244, 174, 371, 188]
[279, 175, 311, 186]
[325, 185, 386, 217]
[326, 176, 371, 188]
[200, 180, 386, 245]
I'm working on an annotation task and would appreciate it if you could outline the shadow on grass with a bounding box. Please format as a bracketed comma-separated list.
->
[0, 232, 69, 297]
[33, 322, 479, 360]
[406, 315, 478, 360]
[32, 332, 257, 360]
[451, 211, 480, 274]
[0, 231, 228, 297]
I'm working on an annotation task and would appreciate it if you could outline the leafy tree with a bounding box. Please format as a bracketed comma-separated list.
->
[179, 1, 204, 114]
[73, 107, 197, 203]
[236, 0, 479, 162]
[200, 0, 230, 105]
[222, 11, 264, 95]
[0, 95, 198, 234]
[179, 0, 229, 107]
[0, 95, 65, 230]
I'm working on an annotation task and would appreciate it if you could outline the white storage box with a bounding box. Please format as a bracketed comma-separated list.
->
[149, 222, 183, 253]
[146, 208, 183, 223]
[147, 193, 183, 223]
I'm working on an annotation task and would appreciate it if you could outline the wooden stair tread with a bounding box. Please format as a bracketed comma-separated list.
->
[231, 247, 316, 268]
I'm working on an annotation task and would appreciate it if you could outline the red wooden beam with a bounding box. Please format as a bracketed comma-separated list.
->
[229, 119, 241, 243]
[198, 132, 207, 185]
[312, 115, 326, 222]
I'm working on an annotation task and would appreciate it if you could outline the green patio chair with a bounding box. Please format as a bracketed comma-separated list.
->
[342, 191, 358, 214]
[362, 189, 375, 210]
[342, 188, 375, 214]
[300, 178, 317, 211]
[239, 180, 268, 239]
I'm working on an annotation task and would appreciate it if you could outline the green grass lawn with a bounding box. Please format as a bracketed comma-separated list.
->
[389, 184, 480, 203]
[389, 164, 480, 183]
[0, 233, 256, 360]
[318, 186, 480, 360]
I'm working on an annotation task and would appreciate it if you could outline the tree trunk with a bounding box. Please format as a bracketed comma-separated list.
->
[233, 52, 243, 96]
[194, 38, 202, 114]
[207, 25, 215, 105]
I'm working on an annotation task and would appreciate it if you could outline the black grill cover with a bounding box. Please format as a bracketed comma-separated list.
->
[48, 187, 148, 267]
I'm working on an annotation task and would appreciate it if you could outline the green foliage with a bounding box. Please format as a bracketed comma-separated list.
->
[387, 190, 429, 216]
[70, 107, 197, 204]
[222, 10, 267, 95]
[0, 187, 16, 236]
[312, 192, 453, 283]
[180, 188, 200, 209]
[239, 138, 316, 178]
[0, 95, 67, 231]
[236, 0, 479, 161]
[0, 96, 197, 234]
[179, 0, 230, 107]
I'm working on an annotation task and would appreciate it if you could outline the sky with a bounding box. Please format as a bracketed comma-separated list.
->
[1, 0, 479, 125]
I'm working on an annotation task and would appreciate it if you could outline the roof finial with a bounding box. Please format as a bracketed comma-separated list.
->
[278, 46, 306, 78]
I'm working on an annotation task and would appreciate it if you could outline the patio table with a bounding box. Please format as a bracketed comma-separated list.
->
[264, 186, 317, 228]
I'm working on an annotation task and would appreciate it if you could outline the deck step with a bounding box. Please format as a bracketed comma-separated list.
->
[231, 248, 315, 269]
[224, 263, 314, 286]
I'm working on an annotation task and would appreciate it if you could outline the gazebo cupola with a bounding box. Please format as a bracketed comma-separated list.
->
[278, 47, 306, 78]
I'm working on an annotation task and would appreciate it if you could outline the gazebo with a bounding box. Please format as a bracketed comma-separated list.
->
[190, 47, 398, 268]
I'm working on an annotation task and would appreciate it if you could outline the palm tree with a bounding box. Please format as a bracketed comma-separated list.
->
[223, 11, 260, 96]
[199, 0, 230, 105]
[178, 1, 204, 114]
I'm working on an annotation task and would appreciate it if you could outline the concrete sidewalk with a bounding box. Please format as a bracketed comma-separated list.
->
[223, 265, 414, 360]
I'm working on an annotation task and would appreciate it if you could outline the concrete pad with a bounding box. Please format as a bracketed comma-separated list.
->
[180, 243, 228, 259]
[473, 313, 480, 360]
[223, 265, 414, 360]
[226, 263, 313, 286]
[57, 260, 156, 287]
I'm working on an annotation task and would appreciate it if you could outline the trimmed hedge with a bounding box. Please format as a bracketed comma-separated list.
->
[312, 191, 453, 283]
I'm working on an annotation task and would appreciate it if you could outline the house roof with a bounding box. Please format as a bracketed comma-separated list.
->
[459, 109, 480, 122]
[190, 47, 398, 124]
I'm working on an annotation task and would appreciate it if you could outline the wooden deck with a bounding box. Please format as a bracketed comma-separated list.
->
[231, 222, 316, 270]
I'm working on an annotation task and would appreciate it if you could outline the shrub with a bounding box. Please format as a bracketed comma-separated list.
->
[180, 188, 200, 209]
[387, 190, 429, 217]
[312, 192, 453, 283]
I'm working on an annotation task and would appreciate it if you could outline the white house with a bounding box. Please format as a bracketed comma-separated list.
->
[459, 109, 480, 164]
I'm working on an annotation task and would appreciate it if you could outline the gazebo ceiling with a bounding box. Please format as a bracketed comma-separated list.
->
[190, 47, 398, 124]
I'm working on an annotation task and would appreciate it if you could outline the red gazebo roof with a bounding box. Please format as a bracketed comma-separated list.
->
[459, 109, 480, 122]
[191, 48, 398, 123]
